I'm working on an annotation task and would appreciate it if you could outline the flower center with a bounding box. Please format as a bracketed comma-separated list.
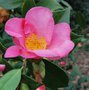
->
[25, 34, 47, 50]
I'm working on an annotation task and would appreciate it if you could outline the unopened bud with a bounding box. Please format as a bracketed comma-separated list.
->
[36, 85, 45, 90]
[59, 61, 66, 67]
[0, 64, 6, 71]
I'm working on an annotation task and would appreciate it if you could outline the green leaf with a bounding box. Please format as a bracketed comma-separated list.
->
[0, 0, 23, 9]
[0, 69, 22, 90]
[39, 61, 45, 78]
[73, 38, 81, 45]
[71, 32, 83, 40]
[22, 0, 36, 17]
[20, 83, 29, 90]
[69, 54, 76, 62]
[53, 9, 65, 23]
[22, 75, 41, 90]
[0, 42, 6, 52]
[37, 0, 63, 11]
[76, 11, 86, 29]
[0, 32, 13, 48]
[61, 0, 72, 9]
[59, 8, 70, 23]
[71, 32, 83, 45]
[3, 59, 13, 71]
[43, 60, 69, 89]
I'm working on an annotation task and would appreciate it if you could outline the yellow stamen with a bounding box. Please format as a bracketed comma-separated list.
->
[25, 34, 47, 50]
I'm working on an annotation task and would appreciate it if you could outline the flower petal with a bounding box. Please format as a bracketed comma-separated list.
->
[48, 40, 74, 60]
[5, 18, 25, 37]
[25, 6, 54, 44]
[13, 37, 25, 48]
[4, 45, 21, 58]
[13, 37, 20, 45]
[48, 23, 71, 48]
[32, 40, 74, 60]
[20, 49, 39, 59]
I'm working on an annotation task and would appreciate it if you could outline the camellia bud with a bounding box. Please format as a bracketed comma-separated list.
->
[77, 42, 82, 47]
[0, 7, 9, 24]
[36, 85, 45, 90]
[0, 64, 6, 71]
[59, 61, 66, 67]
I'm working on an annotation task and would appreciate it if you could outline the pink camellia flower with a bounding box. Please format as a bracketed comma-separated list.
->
[4, 6, 74, 60]
[36, 85, 45, 90]
[0, 64, 5, 71]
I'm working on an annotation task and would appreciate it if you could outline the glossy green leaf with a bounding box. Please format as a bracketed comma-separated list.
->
[0, 69, 22, 90]
[59, 8, 70, 23]
[22, 0, 36, 17]
[1, 32, 13, 48]
[61, 0, 72, 9]
[43, 60, 69, 89]
[20, 83, 29, 90]
[0, 0, 23, 9]
[53, 9, 65, 23]
[22, 75, 41, 90]
[37, 0, 63, 11]
[3, 59, 13, 71]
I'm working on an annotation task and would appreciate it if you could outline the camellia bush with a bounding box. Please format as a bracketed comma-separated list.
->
[0, 0, 86, 90]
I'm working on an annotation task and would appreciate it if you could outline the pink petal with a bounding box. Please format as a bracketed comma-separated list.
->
[36, 85, 46, 90]
[4, 45, 21, 58]
[0, 64, 6, 71]
[20, 49, 39, 59]
[13, 37, 20, 45]
[25, 6, 54, 45]
[13, 37, 25, 48]
[24, 21, 32, 35]
[48, 23, 71, 48]
[32, 40, 74, 60]
[47, 23, 74, 60]
[5, 18, 25, 37]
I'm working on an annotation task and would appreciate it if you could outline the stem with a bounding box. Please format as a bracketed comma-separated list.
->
[22, 59, 27, 74]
